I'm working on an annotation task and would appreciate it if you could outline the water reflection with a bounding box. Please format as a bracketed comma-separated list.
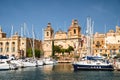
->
[52, 63, 73, 73]
[42, 63, 73, 73]
[43, 65, 53, 74]
[42, 63, 74, 80]
[0, 63, 120, 80]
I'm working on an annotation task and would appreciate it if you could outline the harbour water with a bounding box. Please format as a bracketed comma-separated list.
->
[0, 63, 120, 80]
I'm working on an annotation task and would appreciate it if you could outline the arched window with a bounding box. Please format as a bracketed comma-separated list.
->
[105, 50, 107, 52]
[0, 42, 3, 46]
[47, 32, 49, 36]
[6, 42, 9, 46]
[12, 42, 15, 46]
[96, 41, 101, 48]
[12, 42, 15, 44]
[74, 29, 76, 34]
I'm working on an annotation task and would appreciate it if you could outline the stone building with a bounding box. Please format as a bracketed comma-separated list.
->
[0, 27, 42, 58]
[43, 20, 81, 57]
[93, 25, 120, 58]
[93, 32, 106, 56]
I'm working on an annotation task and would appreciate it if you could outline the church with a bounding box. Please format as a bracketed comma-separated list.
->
[43, 19, 82, 57]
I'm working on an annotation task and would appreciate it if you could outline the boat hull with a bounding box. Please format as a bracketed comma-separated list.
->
[73, 64, 114, 71]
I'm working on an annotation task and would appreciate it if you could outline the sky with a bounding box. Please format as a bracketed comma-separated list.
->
[0, 0, 120, 40]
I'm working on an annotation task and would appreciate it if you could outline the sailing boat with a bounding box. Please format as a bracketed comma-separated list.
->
[11, 24, 43, 67]
[31, 25, 43, 66]
[72, 17, 114, 71]
[20, 24, 43, 67]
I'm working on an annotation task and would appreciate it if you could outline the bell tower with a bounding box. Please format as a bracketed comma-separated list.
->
[68, 19, 81, 38]
[44, 23, 54, 40]
[0, 26, 6, 38]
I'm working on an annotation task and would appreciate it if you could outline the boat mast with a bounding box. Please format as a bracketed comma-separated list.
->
[86, 17, 94, 56]
[104, 25, 107, 48]
[32, 25, 35, 59]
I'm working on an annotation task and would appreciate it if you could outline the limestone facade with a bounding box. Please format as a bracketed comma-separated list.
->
[93, 25, 120, 57]
[0, 27, 42, 58]
[43, 20, 81, 57]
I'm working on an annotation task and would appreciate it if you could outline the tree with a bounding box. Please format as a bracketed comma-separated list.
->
[54, 45, 61, 53]
[26, 48, 33, 57]
[61, 48, 66, 55]
[35, 49, 41, 58]
[66, 46, 74, 54]
[26, 48, 42, 58]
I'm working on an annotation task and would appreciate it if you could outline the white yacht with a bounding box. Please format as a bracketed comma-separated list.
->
[0, 56, 18, 70]
[43, 58, 57, 65]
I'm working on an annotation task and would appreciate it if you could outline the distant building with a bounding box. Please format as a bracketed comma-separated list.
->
[0, 27, 42, 58]
[43, 20, 81, 57]
[93, 25, 120, 58]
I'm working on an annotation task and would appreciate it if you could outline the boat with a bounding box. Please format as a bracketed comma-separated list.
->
[11, 58, 43, 68]
[72, 56, 114, 71]
[10, 59, 25, 68]
[37, 59, 44, 66]
[43, 58, 57, 65]
[0, 55, 18, 70]
[72, 17, 114, 71]
[11, 25, 44, 67]
[22, 59, 37, 67]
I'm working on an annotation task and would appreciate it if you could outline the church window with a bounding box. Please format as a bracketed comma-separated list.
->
[0, 42, 3, 46]
[12, 42, 15, 45]
[96, 50, 97, 52]
[47, 32, 49, 36]
[105, 50, 107, 52]
[74, 29, 76, 34]
[6, 42, 9, 46]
